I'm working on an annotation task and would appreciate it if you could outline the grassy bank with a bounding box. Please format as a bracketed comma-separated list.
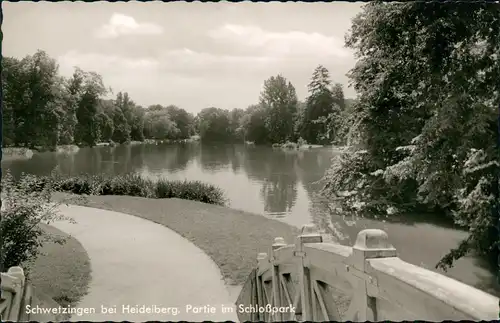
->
[28, 173, 227, 206]
[26, 223, 91, 309]
[53, 193, 299, 286]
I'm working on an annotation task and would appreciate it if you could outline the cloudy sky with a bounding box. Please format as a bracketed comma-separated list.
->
[3, 1, 363, 113]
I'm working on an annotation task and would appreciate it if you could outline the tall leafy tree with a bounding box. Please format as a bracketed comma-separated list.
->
[322, 1, 500, 269]
[144, 109, 179, 140]
[2, 57, 27, 146]
[259, 75, 298, 143]
[58, 77, 79, 145]
[129, 106, 146, 141]
[241, 104, 269, 144]
[96, 99, 116, 142]
[303, 66, 340, 144]
[226, 108, 245, 141]
[165, 105, 194, 139]
[72, 67, 107, 146]
[197, 107, 232, 143]
[5, 51, 66, 149]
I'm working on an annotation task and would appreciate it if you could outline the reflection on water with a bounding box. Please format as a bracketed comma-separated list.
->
[2, 142, 498, 295]
[2, 144, 333, 221]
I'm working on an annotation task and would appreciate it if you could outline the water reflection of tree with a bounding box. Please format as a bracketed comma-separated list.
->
[140, 143, 195, 173]
[199, 144, 233, 172]
[293, 149, 351, 243]
[239, 147, 299, 215]
[4, 143, 199, 178]
[230, 144, 246, 172]
[2, 153, 59, 178]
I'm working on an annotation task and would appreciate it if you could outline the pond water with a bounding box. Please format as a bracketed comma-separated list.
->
[2, 143, 497, 295]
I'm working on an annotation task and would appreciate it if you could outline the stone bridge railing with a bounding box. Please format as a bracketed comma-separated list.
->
[236, 225, 499, 322]
[1, 267, 32, 321]
[1, 266, 62, 322]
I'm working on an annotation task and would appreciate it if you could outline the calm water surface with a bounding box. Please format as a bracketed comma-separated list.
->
[2, 143, 498, 295]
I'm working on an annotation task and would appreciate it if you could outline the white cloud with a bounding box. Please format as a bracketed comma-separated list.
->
[55, 47, 356, 111]
[55, 49, 268, 111]
[95, 13, 163, 39]
[208, 24, 352, 59]
[157, 48, 276, 73]
[57, 49, 277, 80]
[57, 50, 159, 77]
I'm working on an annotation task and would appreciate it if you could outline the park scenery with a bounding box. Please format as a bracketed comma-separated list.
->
[1, 1, 499, 322]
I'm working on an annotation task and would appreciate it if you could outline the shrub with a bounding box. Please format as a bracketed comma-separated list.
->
[56, 175, 95, 195]
[0, 171, 74, 272]
[26, 172, 228, 206]
[99, 174, 155, 198]
[155, 179, 227, 205]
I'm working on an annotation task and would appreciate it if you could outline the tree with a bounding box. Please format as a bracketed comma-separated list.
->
[0, 171, 74, 272]
[259, 75, 298, 143]
[331, 83, 346, 112]
[337, 98, 362, 146]
[143, 109, 179, 140]
[129, 106, 146, 141]
[2, 57, 27, 146]
[293, 101, 307, 140]
[303, 66, 331, 143]
[321, 1, 499, 269]
[111, 108, 131, 144]
[165, 105, 194, 139]
[2, 51, 67, 149]
[303, 66, 342, 144]
[58, 77, 79, 145]
[229, 108, 245, 141]
[72, 68, 107, 146]
[96, 99, 115, 142]
[241, 104, 269, 144]
[197, 107, 232, 143]
[2, 50, 204, 148]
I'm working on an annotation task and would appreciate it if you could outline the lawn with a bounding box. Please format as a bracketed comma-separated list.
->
[25, 223, 91, 309]
[53, 192, 299, 287]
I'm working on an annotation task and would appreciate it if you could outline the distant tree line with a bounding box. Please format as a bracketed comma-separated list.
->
[196, 67, 355, 145]
[2, 51, 355, 149]
[2, 51, 196, 149]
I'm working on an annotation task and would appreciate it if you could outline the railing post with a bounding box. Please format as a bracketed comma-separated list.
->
[295, 224, 322, 322]
[7, 266, 26, 321]
[256, 252, 268, 322]
[271, 237, 286, 321]
[349, 229, 397, 321]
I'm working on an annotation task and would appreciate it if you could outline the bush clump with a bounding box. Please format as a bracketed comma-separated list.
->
[155, 179, 227, 205]
[0, 171, 74, 272]
[25, 173, 228, 206]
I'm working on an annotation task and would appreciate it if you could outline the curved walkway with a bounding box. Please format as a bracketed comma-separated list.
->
[52, 204, 238, 322]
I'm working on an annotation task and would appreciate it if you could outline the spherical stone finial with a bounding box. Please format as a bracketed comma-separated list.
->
[7, 266, 25, 284]
[354, 229, 394, 250]
[274, 237, 285, 245]
[7, 266, 24, 275]
[272, 237, 286, 251]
